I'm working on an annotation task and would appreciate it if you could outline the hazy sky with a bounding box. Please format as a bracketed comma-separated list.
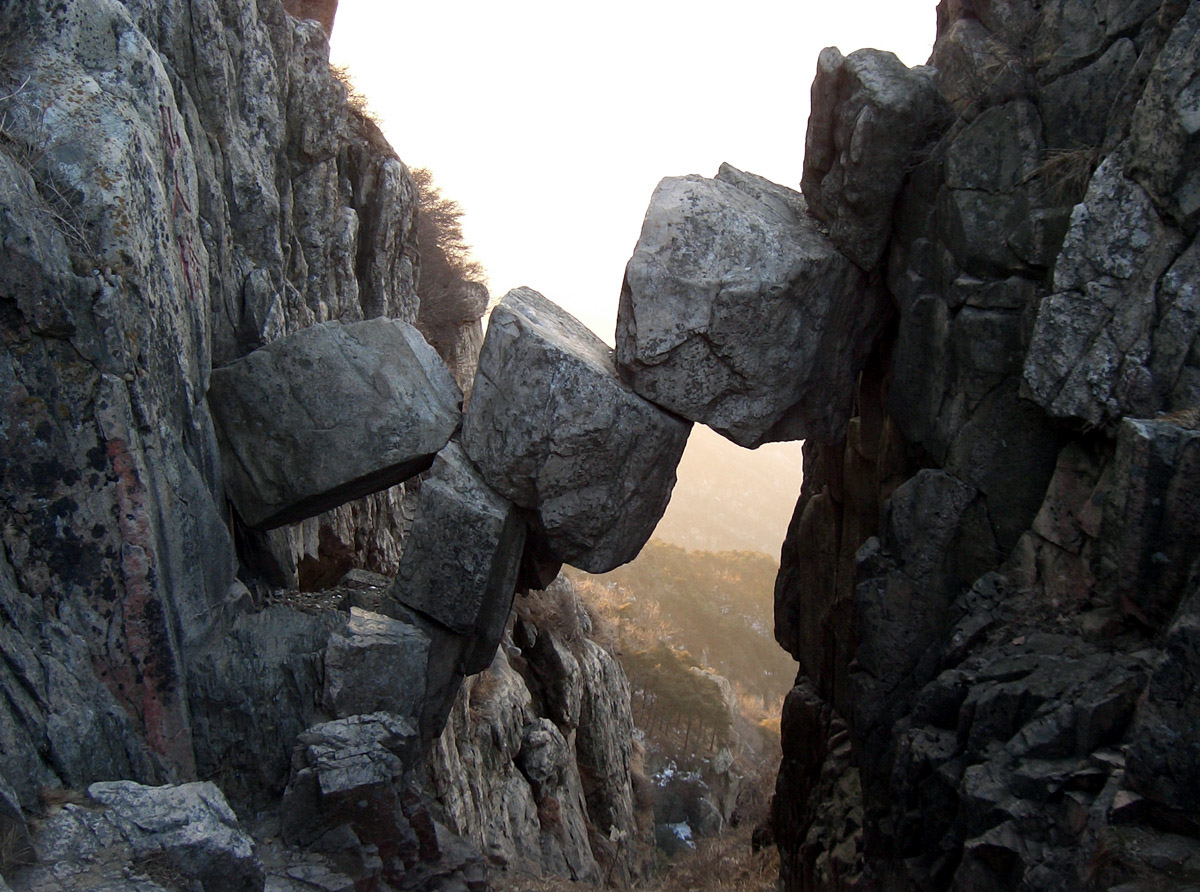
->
[330, 1, 938, 341]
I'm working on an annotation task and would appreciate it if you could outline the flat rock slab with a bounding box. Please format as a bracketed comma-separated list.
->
[391, 441, 526, 675]
[616, 167, 885, 447]
[463, 288, 690, 573]
[209, 318, 461, 529]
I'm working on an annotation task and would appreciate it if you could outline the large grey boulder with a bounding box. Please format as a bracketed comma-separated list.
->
[463, 288, 690, 573]
[208, 317, 461, 529]
[802, 47, 950, 269]
[616, 167, 885, 448]
[391, 441, 526, 676]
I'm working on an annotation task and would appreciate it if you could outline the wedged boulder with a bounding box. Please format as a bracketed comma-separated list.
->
[24, 781, 262, 892]
[463, 288, 690, 572]
[616, 168, 885, 448]
[802, 47, 950, 269]
[324, 608, 430, 721]
[208, 317, 461, 529]
[390, 441, 526, 676]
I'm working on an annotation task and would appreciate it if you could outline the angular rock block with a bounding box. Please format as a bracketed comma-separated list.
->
[324, 607, 431, 720]
[1023, 153, 1190, 426]
[281, 713, 418, 847]
[616, 168, 885, 447]
[391, 441, 526, 675]
[209, 318, 461, 529]
[802, 47, 949, 270]
[463, 288, 691, 572]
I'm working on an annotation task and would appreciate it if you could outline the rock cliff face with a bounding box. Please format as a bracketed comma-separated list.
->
[0, 0, 423, 806]
[0, 3, 662, 889]
[425, 577, 648, 885]
[770, 1, 1200, 890]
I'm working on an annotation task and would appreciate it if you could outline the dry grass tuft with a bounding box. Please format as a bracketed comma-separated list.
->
[1034, 146, 1103, 206]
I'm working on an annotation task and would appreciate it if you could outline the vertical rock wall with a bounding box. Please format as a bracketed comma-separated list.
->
[0, 0, 419, 805]
[774, 1, 1200, 890]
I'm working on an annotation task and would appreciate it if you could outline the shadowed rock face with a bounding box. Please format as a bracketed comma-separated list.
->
[616, 166, 888, 448]
[463, 287, 691, 573]
[208, 317, 461, 529]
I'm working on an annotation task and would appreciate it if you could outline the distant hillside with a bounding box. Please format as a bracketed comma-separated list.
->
[653, 426, 804, 558]
[574, 540, 797, 707]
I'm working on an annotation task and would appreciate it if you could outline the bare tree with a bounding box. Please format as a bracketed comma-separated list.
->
[411, 167, 489, 361]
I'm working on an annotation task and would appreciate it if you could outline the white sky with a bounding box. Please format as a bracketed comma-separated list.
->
[330, 0, 938, 342]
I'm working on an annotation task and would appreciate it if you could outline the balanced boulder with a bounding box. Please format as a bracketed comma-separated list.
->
[208, 318, 461, 529]
[616, 167, 886, 447]
[463, 288, 690, 573]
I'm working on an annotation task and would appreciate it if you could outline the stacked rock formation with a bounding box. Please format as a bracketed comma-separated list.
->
[4, 0, 1200, 889]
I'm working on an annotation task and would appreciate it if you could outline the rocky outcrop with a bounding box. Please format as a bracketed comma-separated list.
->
[463, 287, 691, 573]
[209, 317, 461, 529]
[616, 166, 887, 447]
[425, 576, 649, 885]
[0, 0, 427, 807]
[771, 1, 1200, 890]
[0, 1, 512, 889]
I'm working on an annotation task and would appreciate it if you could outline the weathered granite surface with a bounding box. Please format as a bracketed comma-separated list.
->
[772, 1, 1200, 890]
[616, 166, 886, 447]
[463, 287, 690, 573]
